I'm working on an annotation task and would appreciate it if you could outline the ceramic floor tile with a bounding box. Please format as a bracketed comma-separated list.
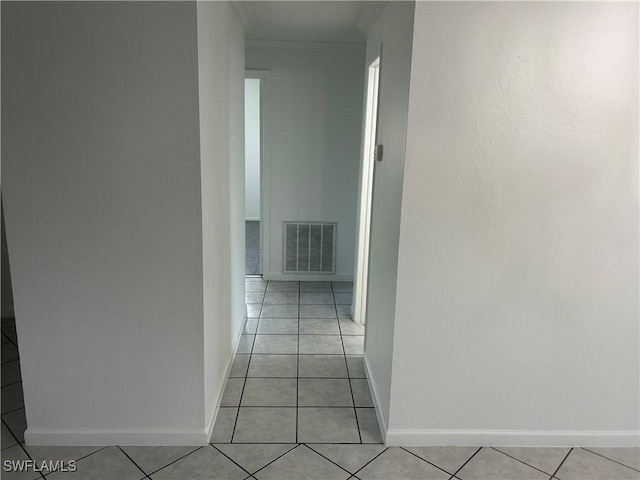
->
[336, 305, 352, 319]
[254, 445, 350, 480]
[243, 320, 258, 335]
[404, 447, 480, 476]
[299, 293, 335, 305]
[210, 407, 238, 443]
[342, 336, 364, 355]
[298, 355, 347, 378]
[1, 421, 18, 450]
[253, 335, 298, 354]
[221, 378, 245, 406]
[355, 408, 382, 443]
[246, 291, 266, 304]
[247, 304, 262, 318]
[297, 408, 360, 443]
[263, 292, 299, 305]
[266, 282, 299, 292]
[233, 408, 297, 443]
[2, 408, 26, 442]
[333, 293, 353, 305]
[237, 335, 255, 354]
[241, 378, 297, 406]
[1, 333, 9, 344]
[47, 446, 145, 480]
[299, 319, 340, 335]
[350, 379, 373, 407]
[25, 445, 104, 465]
[213, 444, 296, 475]
[584, 447, 640, 471]
[332, 282, 354, 293]
[247, 355, 298, 378]
[150, 445, 246, 480]
[356, 447, 450, 480]
[260, 305, 298, 319]
[2, 360, 21, 386]
[298, 379, 353, 406]
[457, 447, 548, 480]
[299, 335, 343, 354]
[299, 305, 337, 319]
[230, 355, 250, 377]
[308, 444, 386, 474]
[1, 444, 42, 480]
[2, 343, 19, 364]
[339, 320, 365, 336]
[345, 356, 366, 378]
[300, 282, 332, 293]
[494, 446, 569, 475]
[120, 446, 201, 475]
[555, 447, 640, 480]
[1, 382, 24, 414]
[257, 319, 298, 335]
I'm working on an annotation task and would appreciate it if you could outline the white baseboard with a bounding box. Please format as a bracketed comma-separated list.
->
[24, 428, 208, 446]
[204, 312, 247, 443]
[384, 429, 640, 448]
[363, 353, 388, 445]
[266, 273, 354, 282]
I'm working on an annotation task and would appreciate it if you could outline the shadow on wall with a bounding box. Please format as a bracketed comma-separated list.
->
[1, 199, 15, 318]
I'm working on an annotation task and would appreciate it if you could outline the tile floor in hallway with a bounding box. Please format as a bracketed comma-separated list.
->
[1, 281, 639, 479]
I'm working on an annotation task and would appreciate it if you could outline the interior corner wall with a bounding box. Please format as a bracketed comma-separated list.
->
[245, 43, 365, 281]
[360, 1, 415, 432]
[2, 1, 207, 445]
[390, 1, 639, 446]
[196, 0, 246, 431]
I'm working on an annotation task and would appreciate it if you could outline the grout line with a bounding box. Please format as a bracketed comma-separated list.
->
[351, 446, 389, 476]
[251, 444, 300, 477]
[1, 417, 22, 451]
[581, 447, 640, 473]
[210, 444, 253, 477]
[334, 281, 362, 444]
[400, 447, 459, 477]
[550, 448, 573, 479]
[451, 446, 482, 477]
[117, 445, 149, 478]
[1, 380, 23, 388]
[1, 406, 26, 416]
[143, 446, 204, 477]
[492, 446, 567, 477]
[304, 443, 358, 476]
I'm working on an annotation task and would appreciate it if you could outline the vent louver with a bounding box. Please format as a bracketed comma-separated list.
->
[284, 222, 336, 274]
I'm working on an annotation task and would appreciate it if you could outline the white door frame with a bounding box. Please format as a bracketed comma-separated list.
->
[245, 69, 270, 279]
[352, 49, 382, 325]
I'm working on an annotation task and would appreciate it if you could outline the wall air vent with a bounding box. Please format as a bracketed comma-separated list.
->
[283, 222, 336, 274]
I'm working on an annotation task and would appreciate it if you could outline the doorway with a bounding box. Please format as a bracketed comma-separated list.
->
[245, 75, 262, 276]
[353, 54, 381, 325]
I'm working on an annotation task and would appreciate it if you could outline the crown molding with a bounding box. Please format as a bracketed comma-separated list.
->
[246, 40, 366, 53]
[357, 1, 387, 34]
[230, 1, 255, 30]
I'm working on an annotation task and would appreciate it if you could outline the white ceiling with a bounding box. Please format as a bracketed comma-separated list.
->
[244, 1, 379, 43]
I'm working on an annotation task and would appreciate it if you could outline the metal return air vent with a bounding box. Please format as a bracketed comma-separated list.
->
[284, 222, 336, 274]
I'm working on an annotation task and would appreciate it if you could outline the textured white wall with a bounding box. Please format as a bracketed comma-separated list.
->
[196, 1, 245, 435]
[245, 43, 365, 280]
[389, 1, 639, 446]
[361, 1, 415, 431]
[2, 1, 207, 444]
[245, 79, 261, 221]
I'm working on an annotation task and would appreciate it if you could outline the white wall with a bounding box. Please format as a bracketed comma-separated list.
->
[245, 79, 261, 221]
[1, 1, 244, 445]
[196, 1, 246, 437]
[388, 1, 639, 446]
[245, 43, 365, 281]
[360, 1, 415, 432]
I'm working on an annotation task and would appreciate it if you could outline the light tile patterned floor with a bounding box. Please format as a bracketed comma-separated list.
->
[2, 286, 640, 479]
